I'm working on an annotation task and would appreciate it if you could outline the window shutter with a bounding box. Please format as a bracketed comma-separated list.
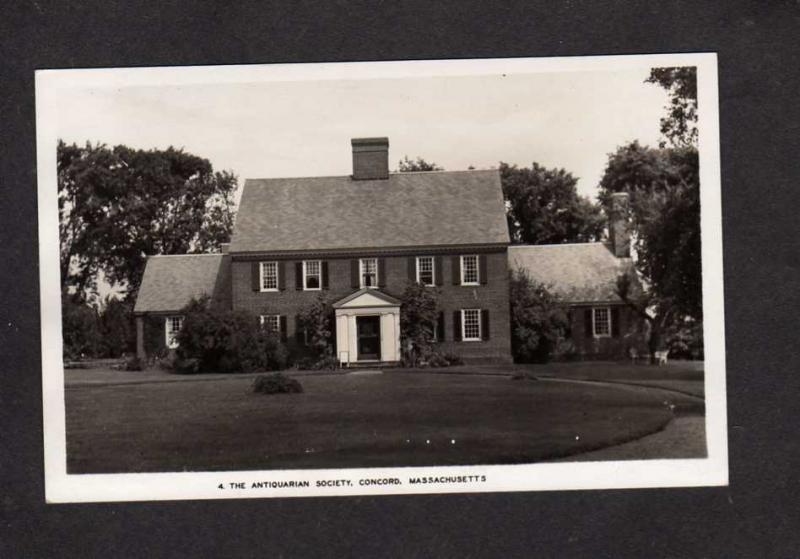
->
[481, 309, 490, 340]
[408, 257, 416, 283]
[584, 308, 593, 338]
[322, 261, 329, 290]
[278, 261, 286, 290]
[452, 256, 461, 285]
[437, 311, 445, 341]
[295, 315, 305, 344]
[377, 258, 387, 288]
[479, 254, 488, 285]
[453, 311, 462, 342]
[434, 256, 443, 286]
[351, 259, 359, 288]
[279, 316, 287, 342]
[611, 307, 620, 337]
[295, 262, 303, 290]
[251, 262, 260, 292]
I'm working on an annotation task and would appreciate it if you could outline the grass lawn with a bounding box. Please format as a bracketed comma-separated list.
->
[65, 371, 679, 473]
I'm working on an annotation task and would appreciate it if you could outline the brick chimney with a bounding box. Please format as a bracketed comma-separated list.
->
[351, 137, 389, 180]
[608, 192, 631, 258]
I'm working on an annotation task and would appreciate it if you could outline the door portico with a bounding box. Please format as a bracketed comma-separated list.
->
[332, 288, 401, 365]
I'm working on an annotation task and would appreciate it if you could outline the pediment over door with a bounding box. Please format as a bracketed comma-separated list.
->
[333, 288, 401, 309]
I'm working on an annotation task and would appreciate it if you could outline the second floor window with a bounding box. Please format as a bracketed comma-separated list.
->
[417, 256, 434, 286]
[304, 260, 321, 290]
[361, 258, 378, 288]
[261, 261, 278, 291]
[461, 255, 479, 285]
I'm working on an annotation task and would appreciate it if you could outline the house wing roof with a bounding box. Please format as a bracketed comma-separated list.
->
[134, 254, 230, 314]
[508, 243, 641, 304]
[229, 170, 510, 253]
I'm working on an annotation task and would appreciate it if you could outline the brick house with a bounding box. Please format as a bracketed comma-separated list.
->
[134, 137, 513, 365]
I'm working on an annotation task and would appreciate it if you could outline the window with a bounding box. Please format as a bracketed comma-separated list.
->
[417, 256, 434, 286]
[165, 316, 183, 349]
[259, 314, 281, 334]
[462, 309, 481, 341]
[593, 307, 611, 337]
[303, 260, 321, 290]
[360, 258, 378, 288]
[260, 261, 278, 291]
[461, 255, 479, 285]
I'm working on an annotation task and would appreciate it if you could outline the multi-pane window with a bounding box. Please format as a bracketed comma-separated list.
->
[593, 307, 611, 337]
[461, 255, 479, 285]
[165, 316, 183, 349]
[462, 309, 481, 341]
[260, 314, 281, 334]
[304, 260, 321, 290]
[361, 258, 378, 288]
[260, 261, 278, 291]
[417, 256, 434, 286]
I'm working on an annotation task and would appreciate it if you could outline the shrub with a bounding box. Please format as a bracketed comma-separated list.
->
[442, 352, 464, 366]
[252, 373, 304, 394]
[296, 351, 339, 371]
[295, 295, 335, 359]
[124, 356, 143, 371]
[400, 282, 440, 367]
[425, 352, 450, 368]
[510, 270, 570, 363]
[176, 297, 289, 373]
[173, 357, 200, 375]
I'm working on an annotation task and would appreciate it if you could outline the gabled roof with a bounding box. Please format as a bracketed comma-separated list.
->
[332, 288, 401, 309]
[134, 254, 231, 314]
[229, 170, 510, 254]
[508, 243, 641, 304]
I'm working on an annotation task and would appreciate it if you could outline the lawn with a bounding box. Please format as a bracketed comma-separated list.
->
[65, 370, 679, 473]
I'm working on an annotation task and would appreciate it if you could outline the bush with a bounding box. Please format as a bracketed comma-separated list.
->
[176, 297, 290, 373]
[400, 282, 439, 367]
[442, 352, 464, 366]
[124, 356, 143, 371]
[252, 373, 304, 394]
[510, 270, 569, 363]
[296, 352, 339, 371]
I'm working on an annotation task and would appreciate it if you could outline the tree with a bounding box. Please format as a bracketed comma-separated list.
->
[397, 156, 443, 172]
[98, 295, 135, 358]
[296, 294, 335, 359]
[58, 141, 237, 300]
[500, 162, 605, 244]
[399, 282, 439, 366]
[646, 66, 698, 148]
[509, 270, 570, 363]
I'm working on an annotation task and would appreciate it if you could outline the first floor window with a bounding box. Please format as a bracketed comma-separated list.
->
[304, 260, 321, 290]
[260, 314, 281, 334]
[417, 256, 434, 286]
[593, 307, 611, 337]
[261, 261, 278, 291]
[165, 315, 183, 349]
[462, 309, 481, 341]
[461, 255, 479, 285]
[361, 258, 378, 288]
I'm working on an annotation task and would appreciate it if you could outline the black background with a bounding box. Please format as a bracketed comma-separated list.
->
[2, 1, 799, 557]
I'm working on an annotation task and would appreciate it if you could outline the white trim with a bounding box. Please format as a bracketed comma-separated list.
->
[259, 261, 279, 292]
[460, 254, 480, 286]
[165, 315, 183, 349]
[592, 306, 612, 338]
[302, 260, 322, 291]
[359, 257, 378, 289]
[461, 308, 482, 341]
[416, 255, 435, 286]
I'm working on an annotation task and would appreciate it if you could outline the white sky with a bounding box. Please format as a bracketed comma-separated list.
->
[54, 67, 668, 202]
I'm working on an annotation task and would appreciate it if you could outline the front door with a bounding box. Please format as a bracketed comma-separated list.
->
[356, 315, 381, 361]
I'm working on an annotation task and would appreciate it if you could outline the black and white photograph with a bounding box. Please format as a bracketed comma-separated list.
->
[37, 54, 727, 502]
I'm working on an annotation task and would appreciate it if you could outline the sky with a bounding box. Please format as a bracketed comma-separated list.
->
[54, 67, 669, 203]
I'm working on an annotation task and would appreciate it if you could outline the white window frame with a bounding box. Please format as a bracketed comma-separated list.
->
[592, 306, 612, 338]
[416, 256, 435, 287]
[165, 315, 183, 349]
[260, 261, 279, 292]
[461, 308, 482, 342]
[460, 255, 480, 286]
[259, 314, 281, 335]
[360, 257, 378, 289]
[303, 260, 322, 291]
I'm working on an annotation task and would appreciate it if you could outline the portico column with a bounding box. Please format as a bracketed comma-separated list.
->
[136, 316, 145, 360]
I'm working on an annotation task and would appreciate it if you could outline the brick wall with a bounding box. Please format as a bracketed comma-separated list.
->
[230, 250, 512, 363]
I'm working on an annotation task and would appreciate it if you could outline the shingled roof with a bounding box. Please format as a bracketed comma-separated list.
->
[508, 243, 641, 304]
[229, 170, 510, 254]
[134, 254, 231, 314]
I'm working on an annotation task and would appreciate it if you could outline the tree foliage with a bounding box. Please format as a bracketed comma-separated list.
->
[646, 66, 698, 149]
[500, 162, 605, 245]
[399, 282, 439, 366]
[296, 294, 335, 360]
[397, 156, 443, 172]
[509, 270, 570, 363]
[58, 141, 237, 300]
